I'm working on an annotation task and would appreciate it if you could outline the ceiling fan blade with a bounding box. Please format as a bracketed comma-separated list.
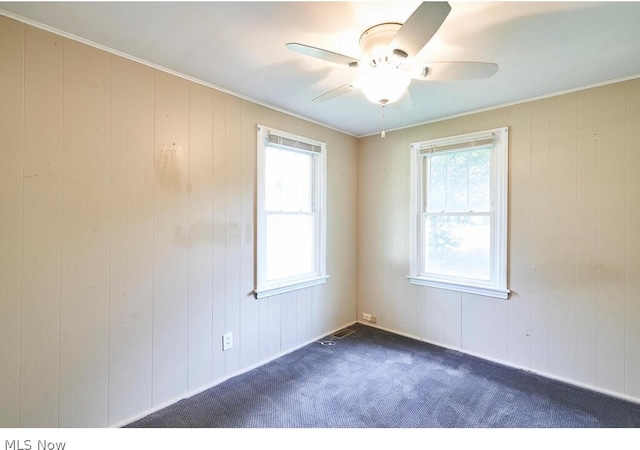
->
[286, 43, 359, 67]
[391, 2, 451, 58]
[312, 83, 358, 102]
[418, 61, 499, 81]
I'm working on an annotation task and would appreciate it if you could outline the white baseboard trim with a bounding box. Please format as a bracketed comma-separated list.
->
[114, 321, 358, 428]
[356, 320, 640, 406]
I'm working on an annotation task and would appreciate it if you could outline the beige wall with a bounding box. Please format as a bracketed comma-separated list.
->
[357, 77, 640, 402]
[0, 16, 358, 427]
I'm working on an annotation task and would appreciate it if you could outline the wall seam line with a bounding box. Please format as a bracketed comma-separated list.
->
[106, 53, 112, 426]
[17, 19, 26, 429]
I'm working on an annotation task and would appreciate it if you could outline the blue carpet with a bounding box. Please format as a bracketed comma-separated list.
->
[125, 323, 640, 428]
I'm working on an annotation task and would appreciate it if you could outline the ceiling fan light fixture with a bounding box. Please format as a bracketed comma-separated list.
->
[360, 64, 411, 105]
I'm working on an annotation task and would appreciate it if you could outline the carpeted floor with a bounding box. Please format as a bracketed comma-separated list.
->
[125, 323, 640, 428]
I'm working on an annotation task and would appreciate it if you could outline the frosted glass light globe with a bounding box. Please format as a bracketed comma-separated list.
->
[360, 64, 411, 105]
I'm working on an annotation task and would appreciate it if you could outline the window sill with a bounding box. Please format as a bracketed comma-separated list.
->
[254, 275, 329, 299]
[407, 276, 510, 299]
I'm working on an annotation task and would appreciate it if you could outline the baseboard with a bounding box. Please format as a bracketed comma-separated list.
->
[114, 320, 358, 428]
[356, 320, 640, 406]
[118, 319, 639, 427]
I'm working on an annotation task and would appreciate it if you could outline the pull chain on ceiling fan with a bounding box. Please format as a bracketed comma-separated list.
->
[285, 2, 498, 108]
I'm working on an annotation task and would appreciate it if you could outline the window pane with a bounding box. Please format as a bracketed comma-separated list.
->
[266, 214, 315, 280]
[446, 151, 469, 212]
[427, 147, 491, 214]
[424, 215, 491, 280]
[427, 154, 447, 212]
[265, 146, 313, 212]
[468, 148, 491, 212]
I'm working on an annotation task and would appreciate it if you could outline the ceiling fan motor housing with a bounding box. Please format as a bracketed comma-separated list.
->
[359, 23, 407, 67]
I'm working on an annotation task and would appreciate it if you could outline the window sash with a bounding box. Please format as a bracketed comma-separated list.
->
[421, 211, 494, 283]
[422, 146, 493, 214]
[265, 211, 317, 282]
[263, 149, 319, 280]
[265, 144, 316, 213]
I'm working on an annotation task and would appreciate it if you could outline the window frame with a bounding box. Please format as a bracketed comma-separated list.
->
[255, 124, 328, 299]
[408, 127, 510, 299]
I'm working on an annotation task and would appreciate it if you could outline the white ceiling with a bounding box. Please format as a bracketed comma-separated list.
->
[2, 1, 640, 137]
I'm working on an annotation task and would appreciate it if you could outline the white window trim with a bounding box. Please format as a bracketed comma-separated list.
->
[408, 127, 510, 300]
[255, 124, 328, 299]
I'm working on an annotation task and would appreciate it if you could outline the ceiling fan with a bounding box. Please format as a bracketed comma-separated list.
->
[286, 2, 498, 108]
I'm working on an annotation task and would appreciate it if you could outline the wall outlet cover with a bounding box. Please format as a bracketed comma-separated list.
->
[222, 332, 233, 351]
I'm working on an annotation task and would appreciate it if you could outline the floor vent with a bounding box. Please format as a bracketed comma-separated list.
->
[332, 328, 355, 339]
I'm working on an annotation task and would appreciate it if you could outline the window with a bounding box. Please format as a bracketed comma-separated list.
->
[408, 127, 509, 299]
[255, 125, 328, 299]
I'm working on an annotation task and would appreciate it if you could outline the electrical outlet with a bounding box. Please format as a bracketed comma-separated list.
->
[222, 332, 233, 351]
[371, 315, 377, 324]
[362, 312, 372, 321]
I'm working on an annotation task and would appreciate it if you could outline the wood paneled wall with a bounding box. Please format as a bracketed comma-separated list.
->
[3, 11, 638, 428]
[357, 77, 640, 402]
[0, 17, 358, 427]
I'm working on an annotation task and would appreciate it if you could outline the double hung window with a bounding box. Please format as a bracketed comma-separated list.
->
[255, 125, 328, 299]
[408, 127, 509, 299]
